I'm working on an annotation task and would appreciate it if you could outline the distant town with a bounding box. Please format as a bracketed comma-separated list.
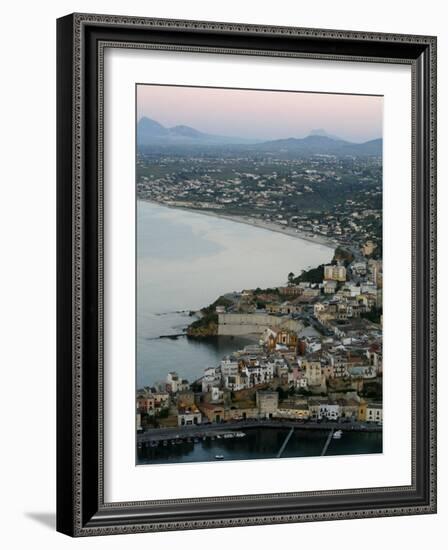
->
[137, 149, 382, 253]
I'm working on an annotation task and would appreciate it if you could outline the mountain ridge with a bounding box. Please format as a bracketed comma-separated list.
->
[137, 117, 382, 155]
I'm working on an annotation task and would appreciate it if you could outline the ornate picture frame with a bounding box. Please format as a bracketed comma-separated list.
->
[57, 13, 437, 536]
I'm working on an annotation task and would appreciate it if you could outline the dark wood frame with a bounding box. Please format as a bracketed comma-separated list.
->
[57, 13, 437, 536]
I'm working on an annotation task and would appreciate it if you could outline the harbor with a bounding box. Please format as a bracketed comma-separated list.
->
[137, 420, 382, 463]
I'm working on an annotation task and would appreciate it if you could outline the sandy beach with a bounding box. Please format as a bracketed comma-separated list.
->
[139, 198, 337, 250]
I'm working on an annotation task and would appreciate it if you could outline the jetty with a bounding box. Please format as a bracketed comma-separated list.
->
[320, 428, 335, 456]
[276, 427, 294, 458]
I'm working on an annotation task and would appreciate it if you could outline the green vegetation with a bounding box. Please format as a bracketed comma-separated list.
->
[293, 265, 324, 284]
[187, 295, 233, 338]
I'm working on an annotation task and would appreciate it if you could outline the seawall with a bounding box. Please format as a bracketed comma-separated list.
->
[218, 313, 303, 336]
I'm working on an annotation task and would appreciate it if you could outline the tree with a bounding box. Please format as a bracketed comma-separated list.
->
[287, 272, 295, 285]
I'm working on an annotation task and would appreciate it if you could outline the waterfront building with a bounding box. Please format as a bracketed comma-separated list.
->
[318, 403, 341, 420]
[198, 402, 226, 423]
[256, 391, 279, 419]
[308, 398, 328, 419]
[366, 403, 383, 423]
[358, 399, 368, 421]
[337, 397, 360, 419]
[177, 405, 202, 426]
[275, 402, 310, 420]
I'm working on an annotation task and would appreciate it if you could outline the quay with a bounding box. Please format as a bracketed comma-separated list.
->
[137, 419, 380, 446]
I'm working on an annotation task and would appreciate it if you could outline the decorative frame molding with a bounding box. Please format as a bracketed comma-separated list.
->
[57, 13, 437, 536]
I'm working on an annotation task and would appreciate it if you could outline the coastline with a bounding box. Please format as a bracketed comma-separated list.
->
[138, 197, 337, 250]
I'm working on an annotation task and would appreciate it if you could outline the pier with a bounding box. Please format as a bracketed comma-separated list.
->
[276, 427, 294, 458]
[320, 429, 335, 456]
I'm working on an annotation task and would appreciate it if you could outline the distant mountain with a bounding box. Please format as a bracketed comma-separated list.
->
[308, 128, 344, 141]
[137, 117, 259, 146]
[253, 134, 382, 156]
[138, 117, 169, 138]
[137, 117, 382, 156]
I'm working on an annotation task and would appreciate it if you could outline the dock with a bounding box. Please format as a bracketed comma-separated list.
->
[137, 420, 380, 447]
[320, 428, 335, 456]
[276, 427, 294, 458]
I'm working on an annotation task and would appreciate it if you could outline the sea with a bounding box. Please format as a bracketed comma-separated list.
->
[137, 200, 334, 388]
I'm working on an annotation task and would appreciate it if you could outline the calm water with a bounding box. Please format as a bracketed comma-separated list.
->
[137, 200, 334, 387]
[137, 428, 383, 464]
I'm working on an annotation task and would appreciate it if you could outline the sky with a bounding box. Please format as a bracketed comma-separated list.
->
[137, 84, 383, 143]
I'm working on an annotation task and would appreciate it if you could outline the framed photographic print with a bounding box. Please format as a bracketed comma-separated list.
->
[56, 13, 437, 536]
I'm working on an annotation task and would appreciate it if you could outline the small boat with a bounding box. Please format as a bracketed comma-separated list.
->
[235, 432, 246, 438]
[222, 433, 235, 439]
[214, 455, 225, 460]
[333, 430, 343, 439]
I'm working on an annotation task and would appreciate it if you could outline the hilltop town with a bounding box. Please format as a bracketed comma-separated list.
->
[136, 243, 383, 432]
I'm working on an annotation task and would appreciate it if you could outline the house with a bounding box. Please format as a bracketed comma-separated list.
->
[323, 280, 337, 294]
[318, 403, 341, 420]
[366, 403, 383, 423]
[275, 402, 310, 420]
[166, 371, 181, 393]
[358, 399, 368, 421]
[308, 398, 328, 419]
[201, 366, 222, 392]
[198, 402, 226, 423]
[177, 405, 202, 426]
[337, 397, 360, 419]
[302, 359, 323, 386]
